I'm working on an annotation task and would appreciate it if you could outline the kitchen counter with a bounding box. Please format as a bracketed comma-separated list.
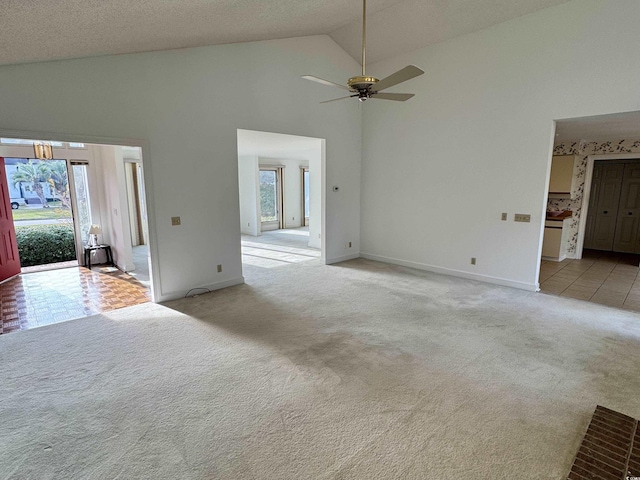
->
[545, 210, 572, 221]
[542, 211, 572, 261]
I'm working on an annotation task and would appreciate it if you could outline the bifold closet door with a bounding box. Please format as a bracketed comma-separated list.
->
[584, 163, 624, 251]
[613, 163, 640, 254]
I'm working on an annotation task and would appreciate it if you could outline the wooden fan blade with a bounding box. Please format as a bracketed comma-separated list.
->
[320, 95, 357, 104]
[371, 93, 415, 101]
[370, 65, 424, 93]
[302, 75, 350, 91]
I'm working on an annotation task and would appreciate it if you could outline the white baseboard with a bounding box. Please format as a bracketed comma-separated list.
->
[360, 253, 538, 292]
[541, 254, 567, 262]
[325, 253, 360, 265]
[158, 276, 245, 302]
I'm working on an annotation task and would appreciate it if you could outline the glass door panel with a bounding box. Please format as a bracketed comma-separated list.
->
[260, 169, 281, 231]
[68, 161, 94, 265]
[71, 163, 92, 246]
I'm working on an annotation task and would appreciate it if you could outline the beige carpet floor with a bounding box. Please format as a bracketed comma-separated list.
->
[2, 257, 640, 478]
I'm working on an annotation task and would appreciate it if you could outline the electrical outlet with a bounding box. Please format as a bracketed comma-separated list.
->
[217, 264, 222, 273]
[514, 214, 531, 223]
[348, 241, 352, 248]
[501, 212, 507, 221]
[471, 257, 476, 265]
[171, 216, 181, 226]
[292, 217, 295, 221]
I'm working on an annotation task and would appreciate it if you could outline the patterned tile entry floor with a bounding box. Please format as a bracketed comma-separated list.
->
[0, 266, 150, 334]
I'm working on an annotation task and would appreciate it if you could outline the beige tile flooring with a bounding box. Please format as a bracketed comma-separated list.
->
[540, 249, 640, 311]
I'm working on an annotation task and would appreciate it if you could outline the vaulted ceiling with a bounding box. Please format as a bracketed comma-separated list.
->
[1, 0, 571, 67]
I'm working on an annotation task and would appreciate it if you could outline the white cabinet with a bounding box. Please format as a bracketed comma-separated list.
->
[548, 155, 576, 199]
[542, 219, 571, 261]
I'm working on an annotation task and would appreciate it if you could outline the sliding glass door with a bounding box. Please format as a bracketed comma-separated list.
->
[260, 168, 283, 231]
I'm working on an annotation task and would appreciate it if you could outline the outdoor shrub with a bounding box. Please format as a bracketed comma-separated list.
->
[16, 224, 76, 267]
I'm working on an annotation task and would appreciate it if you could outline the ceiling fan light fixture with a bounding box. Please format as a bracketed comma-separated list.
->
[347, 76, 379, 89]
[33, 141, 53, 160]
[301, 0, 424, 103]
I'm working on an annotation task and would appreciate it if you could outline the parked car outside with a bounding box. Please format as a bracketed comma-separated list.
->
[10, 197, 26, 209]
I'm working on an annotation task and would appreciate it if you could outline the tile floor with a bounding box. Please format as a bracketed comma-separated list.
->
[0, 266, 150, 334]
[540, 249, 640, 311]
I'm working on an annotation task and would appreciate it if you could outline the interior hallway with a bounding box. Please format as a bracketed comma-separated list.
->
[539, 249, 640, 311]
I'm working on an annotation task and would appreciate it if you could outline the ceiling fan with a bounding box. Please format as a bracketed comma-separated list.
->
[302, 0, 424, 103]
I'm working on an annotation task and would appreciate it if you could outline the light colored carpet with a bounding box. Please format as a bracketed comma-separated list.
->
[1, 257, 640, 479]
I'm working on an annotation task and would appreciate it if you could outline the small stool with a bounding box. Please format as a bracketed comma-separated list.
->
[83, 244, 114, 270]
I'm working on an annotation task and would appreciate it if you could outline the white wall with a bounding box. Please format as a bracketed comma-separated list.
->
[0, 36, 362, 300]
[238, 155, 259, 236]
[360, 0, 640, 290]
[308, 147, 323, 250]
[96, 146, 134, 271]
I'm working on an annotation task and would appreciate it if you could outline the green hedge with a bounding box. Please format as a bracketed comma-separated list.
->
[16, 224, 76, 267]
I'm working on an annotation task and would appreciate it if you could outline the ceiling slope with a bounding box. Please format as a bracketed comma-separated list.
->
[0, 0, 570, 67]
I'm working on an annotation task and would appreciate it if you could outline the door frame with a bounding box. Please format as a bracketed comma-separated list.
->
[301, 167, 309, 227]
[576, 153, 640, 259]
[67, 159, 92, 263]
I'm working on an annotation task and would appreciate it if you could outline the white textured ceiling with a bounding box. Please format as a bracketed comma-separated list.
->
[0, 0, 570, 67]
[331, 0, 571, 67]
[555, 112, 640, 144]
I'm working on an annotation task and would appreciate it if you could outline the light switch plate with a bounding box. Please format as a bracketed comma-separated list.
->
[171, 216, 181, 226]
[514, 214, 531, 223]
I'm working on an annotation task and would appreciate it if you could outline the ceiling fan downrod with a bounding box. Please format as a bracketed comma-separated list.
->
[362, 0, 366, 76]
[347, 0, 378, 100]
[301, 0, 424, 103]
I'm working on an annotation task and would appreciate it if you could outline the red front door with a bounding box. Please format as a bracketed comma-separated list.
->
[0, 158, 21, 282]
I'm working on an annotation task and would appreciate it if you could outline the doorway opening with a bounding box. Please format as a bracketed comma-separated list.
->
[0, 137, 154, 333]
[538, 111, 640, 311]
[3, 157, 78, 272]
[237, 129, 325, 269]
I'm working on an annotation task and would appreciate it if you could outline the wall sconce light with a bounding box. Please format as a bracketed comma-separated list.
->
[88, 224, 102, 246]
[33, 141, 53, 160]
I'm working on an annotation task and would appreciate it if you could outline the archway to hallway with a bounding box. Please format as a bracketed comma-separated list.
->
[236, 129, 325, 275]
